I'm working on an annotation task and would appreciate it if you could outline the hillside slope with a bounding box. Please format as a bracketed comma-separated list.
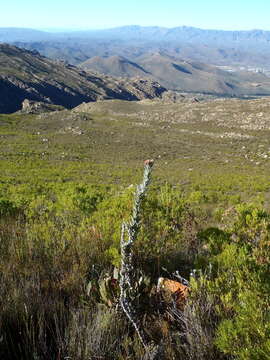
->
[0, 44, 166, 113]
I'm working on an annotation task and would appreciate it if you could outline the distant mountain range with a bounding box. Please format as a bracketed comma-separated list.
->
[1, 25, 270, 69]
[2, 26, 270, 43]
[85, 25, 270, 46]
[0, 44, 166, 113]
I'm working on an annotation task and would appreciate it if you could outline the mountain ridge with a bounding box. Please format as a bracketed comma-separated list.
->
[2, 25, 270, 42]
[0, 43, 166, 113]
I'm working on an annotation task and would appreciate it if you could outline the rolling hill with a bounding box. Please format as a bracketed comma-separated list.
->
[80, 55, 149, 78]
[80, 52, 270, 96]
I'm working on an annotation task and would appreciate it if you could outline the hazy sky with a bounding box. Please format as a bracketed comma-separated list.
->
[1, 0, 270, 31]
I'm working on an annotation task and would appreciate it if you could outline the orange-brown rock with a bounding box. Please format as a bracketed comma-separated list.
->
[157, 277, 190, 311]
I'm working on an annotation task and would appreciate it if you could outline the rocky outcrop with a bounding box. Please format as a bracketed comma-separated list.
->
[19, 99, 65, 114]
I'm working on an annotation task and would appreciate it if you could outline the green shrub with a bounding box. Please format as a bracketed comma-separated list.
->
[0, 198, 19, 216]
[198, 203, 270, 360]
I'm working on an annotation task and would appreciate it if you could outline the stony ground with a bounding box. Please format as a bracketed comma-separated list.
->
[1, 96, 270, 205]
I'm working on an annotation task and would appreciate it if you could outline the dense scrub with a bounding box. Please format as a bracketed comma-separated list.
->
[0, 179, 269, 359]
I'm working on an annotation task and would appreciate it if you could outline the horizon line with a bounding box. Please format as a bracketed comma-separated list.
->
[0, 25, 270, 33]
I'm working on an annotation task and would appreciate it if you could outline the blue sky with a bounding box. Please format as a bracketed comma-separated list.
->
[1, 0, 270, 31]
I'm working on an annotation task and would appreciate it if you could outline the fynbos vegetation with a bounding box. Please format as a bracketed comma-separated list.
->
[0, 154, 269, 359]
